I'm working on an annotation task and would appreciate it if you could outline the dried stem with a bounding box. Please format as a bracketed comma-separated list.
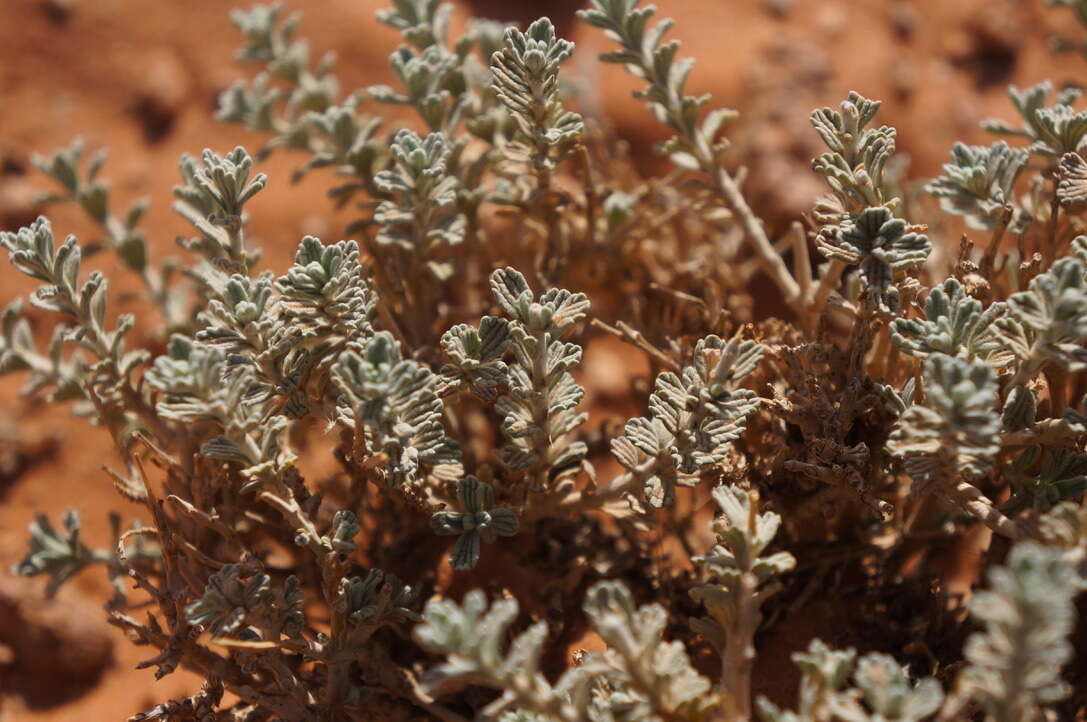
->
[943, 480, 1021, 540]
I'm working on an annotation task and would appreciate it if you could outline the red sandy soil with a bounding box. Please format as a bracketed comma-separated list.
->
[1, 0, 1085, 718]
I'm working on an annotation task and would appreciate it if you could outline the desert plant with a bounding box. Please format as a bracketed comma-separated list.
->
[4, 0, 1087, 720]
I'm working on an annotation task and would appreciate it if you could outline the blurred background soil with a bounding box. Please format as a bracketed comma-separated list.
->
[1, 0, 1085, 718]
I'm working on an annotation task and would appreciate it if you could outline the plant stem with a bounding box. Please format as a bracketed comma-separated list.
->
[944, 480, 1020, 540]
[717, 492, 763, 722]
[711, 164, 801, 309]
[596, 11, 801, 313]
[1045, 190, 1061, 268]
[792, 221, 813, 301]
[535, 458, 657, 520]
[980, 204, 1013, 276]
[529, 324, 554, 491]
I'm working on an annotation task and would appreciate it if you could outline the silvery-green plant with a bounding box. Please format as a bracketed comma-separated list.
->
[0, 296, 87, 407]
[173, 146, 267, 271]
[690, 485, 795, 722]
[31, 140, 189, 328]
[196, 273, 276, 354]
[219, 0, 502, 250]
[580, 581, 718, 721]
[219, 13, 386, 212]
[1001, 384, 1038, 432]
[0, 216, 151, 425]
[192, 233, 377, 424]
[374, 129, 465, 283]
[759, 640, 943, 722]
[376, 0, 450, 49]
[295, 101, 385, 199]
[1075, 232, 1087, 263]
[578, 0, 801, 307]
[430, 476, 519, 569]
[576, 0, 734, 173]
[490, 267, 590, 493]
[184, 563, 305, 638]
[145, 334, 227, 426]
[217, 3, 342, 155]
[611, 335, 764, 508]
[1003, 446, 1087, 514]
[488, 18, 583, 266]
[804, 91, 926, 323]
[332, 331, 463, 488]
[943, 541, 1081, 722]
[1057, 150, 1087, 207]
[276, 236, 375, 349]
[993, 255, 1087, 381]
[1039, 500, 1087, 577]
[889, 277, 1005, 360]
[197, 366, 295, 490]
[414, 580, 717, 722]
[757, 640, 857, 722]
[810, 92, 898, 218]
[369, 1, 470, 135]
[888, 354, 1000, 478]
[438, 315, 511, 400]
[12, 510, 113, 598]
[815, 205, 931, 308]
[887, 354, 1017, 537]
[827, 654, 942, 722]
[923, 141, 1029, 231]
[8, 1, 1087, 719]
[983, 81, 1087, 158]
[490, 19, 583, 175]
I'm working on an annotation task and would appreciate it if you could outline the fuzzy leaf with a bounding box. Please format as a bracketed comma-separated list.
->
[924, 141, 1027, 230]
[817, 206, 931, 299]
[949, 542, 1079, 720]
[890, 278, 1005, 360]
[888, 354, 1000, 483]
